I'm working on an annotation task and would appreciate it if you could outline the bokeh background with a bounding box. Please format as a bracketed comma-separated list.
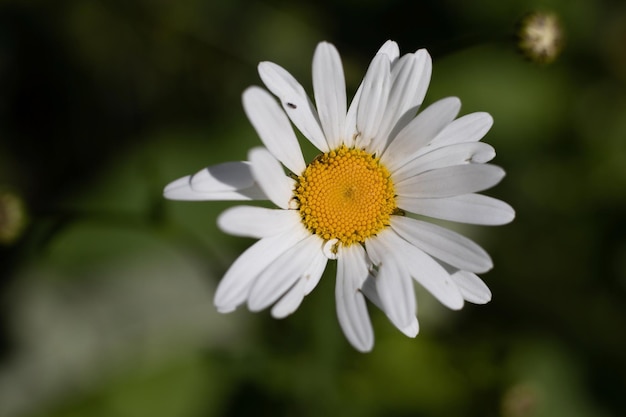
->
[1, 0, 625, 416]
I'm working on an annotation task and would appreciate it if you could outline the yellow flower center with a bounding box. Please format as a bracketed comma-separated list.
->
[294, 145, 397, 246]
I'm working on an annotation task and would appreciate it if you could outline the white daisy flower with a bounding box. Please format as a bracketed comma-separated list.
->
[164, 40, 515, 352]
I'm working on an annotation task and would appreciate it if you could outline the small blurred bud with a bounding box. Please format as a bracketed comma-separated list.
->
[0, 190, 28, 245]
[501, 383, 540, 417]
[517, 11, 564, 64]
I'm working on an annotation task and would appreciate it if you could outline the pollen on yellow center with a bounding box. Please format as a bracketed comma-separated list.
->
[294, 145, 397, 246]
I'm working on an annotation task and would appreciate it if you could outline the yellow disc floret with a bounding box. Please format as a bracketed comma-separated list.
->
[294, 145, 397, 246]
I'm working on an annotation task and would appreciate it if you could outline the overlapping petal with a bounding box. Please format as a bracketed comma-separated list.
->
[271, 277, 307, 319]
[377, 49, 432, 146]
[344, 40, 400, 145]
[271, 238, 328, 318]
[343, 85, 362, 146]
[450, 270, 492, 304]
[390, 216, 493, 273]
[336, 243, 373, 352]
[376, 40, 400, 62]
[373, 229, 465, 310]
[381, 97, 461, 171]
[415, 112, 494, 158]
[392, 142, 495, 182]
[366, 235, 416, 330]
[361, 272, 419, 337]
[248, 234, 324, 311]
[214, 226, 309, 313]
[355, 54, 391, 152]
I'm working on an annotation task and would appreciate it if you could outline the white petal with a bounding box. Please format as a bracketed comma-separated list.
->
[190, 162, 253, 192]
[270, 237, 327, 318]
[247, 234, 321, 311]
[313, 42, 346, 150]
[360, 271, 382, 307]
[381, 97, 461, 171]
[395, 164, 506, 198]
[343, 41, 402, 147]
[366, 237, 416, 329]
[399, 317, 419, 338]
[303, 246, 328, 295]
[390, 216, 493, 273]
[243, 87, 305, 174]
[217, 206, 301, 239]
[397, 193, 516, 225]
[165, 175, 257, 201]
[335, 244, 374, 352]
[164, 162, 267, 201]
[376, 40, 400, 62]
[322, 239, 340, 260]
[450, 270, 492, 304]
[248, 147, 295, 209]
[377, 50, 432, 148]
[409, 49, 432, 123]
[356, 53, 391, 152]
[343, 84, 362, 146]
[373, 229, 464, 310]
[423, 112, 494, 153]
[392, 142, 496, 183]
[214, 228, 307, 313]
[271, 276, 307, 319]
[361, 271, 419, 337]
[258, 61, 328, 152]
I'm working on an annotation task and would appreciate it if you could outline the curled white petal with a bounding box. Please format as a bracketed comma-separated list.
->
[322, 239, 340, 260]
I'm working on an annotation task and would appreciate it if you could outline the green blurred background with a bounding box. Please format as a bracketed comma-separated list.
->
[1, 0, 625, 416]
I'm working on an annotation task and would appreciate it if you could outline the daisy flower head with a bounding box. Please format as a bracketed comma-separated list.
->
[164, 41, 515, 352]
